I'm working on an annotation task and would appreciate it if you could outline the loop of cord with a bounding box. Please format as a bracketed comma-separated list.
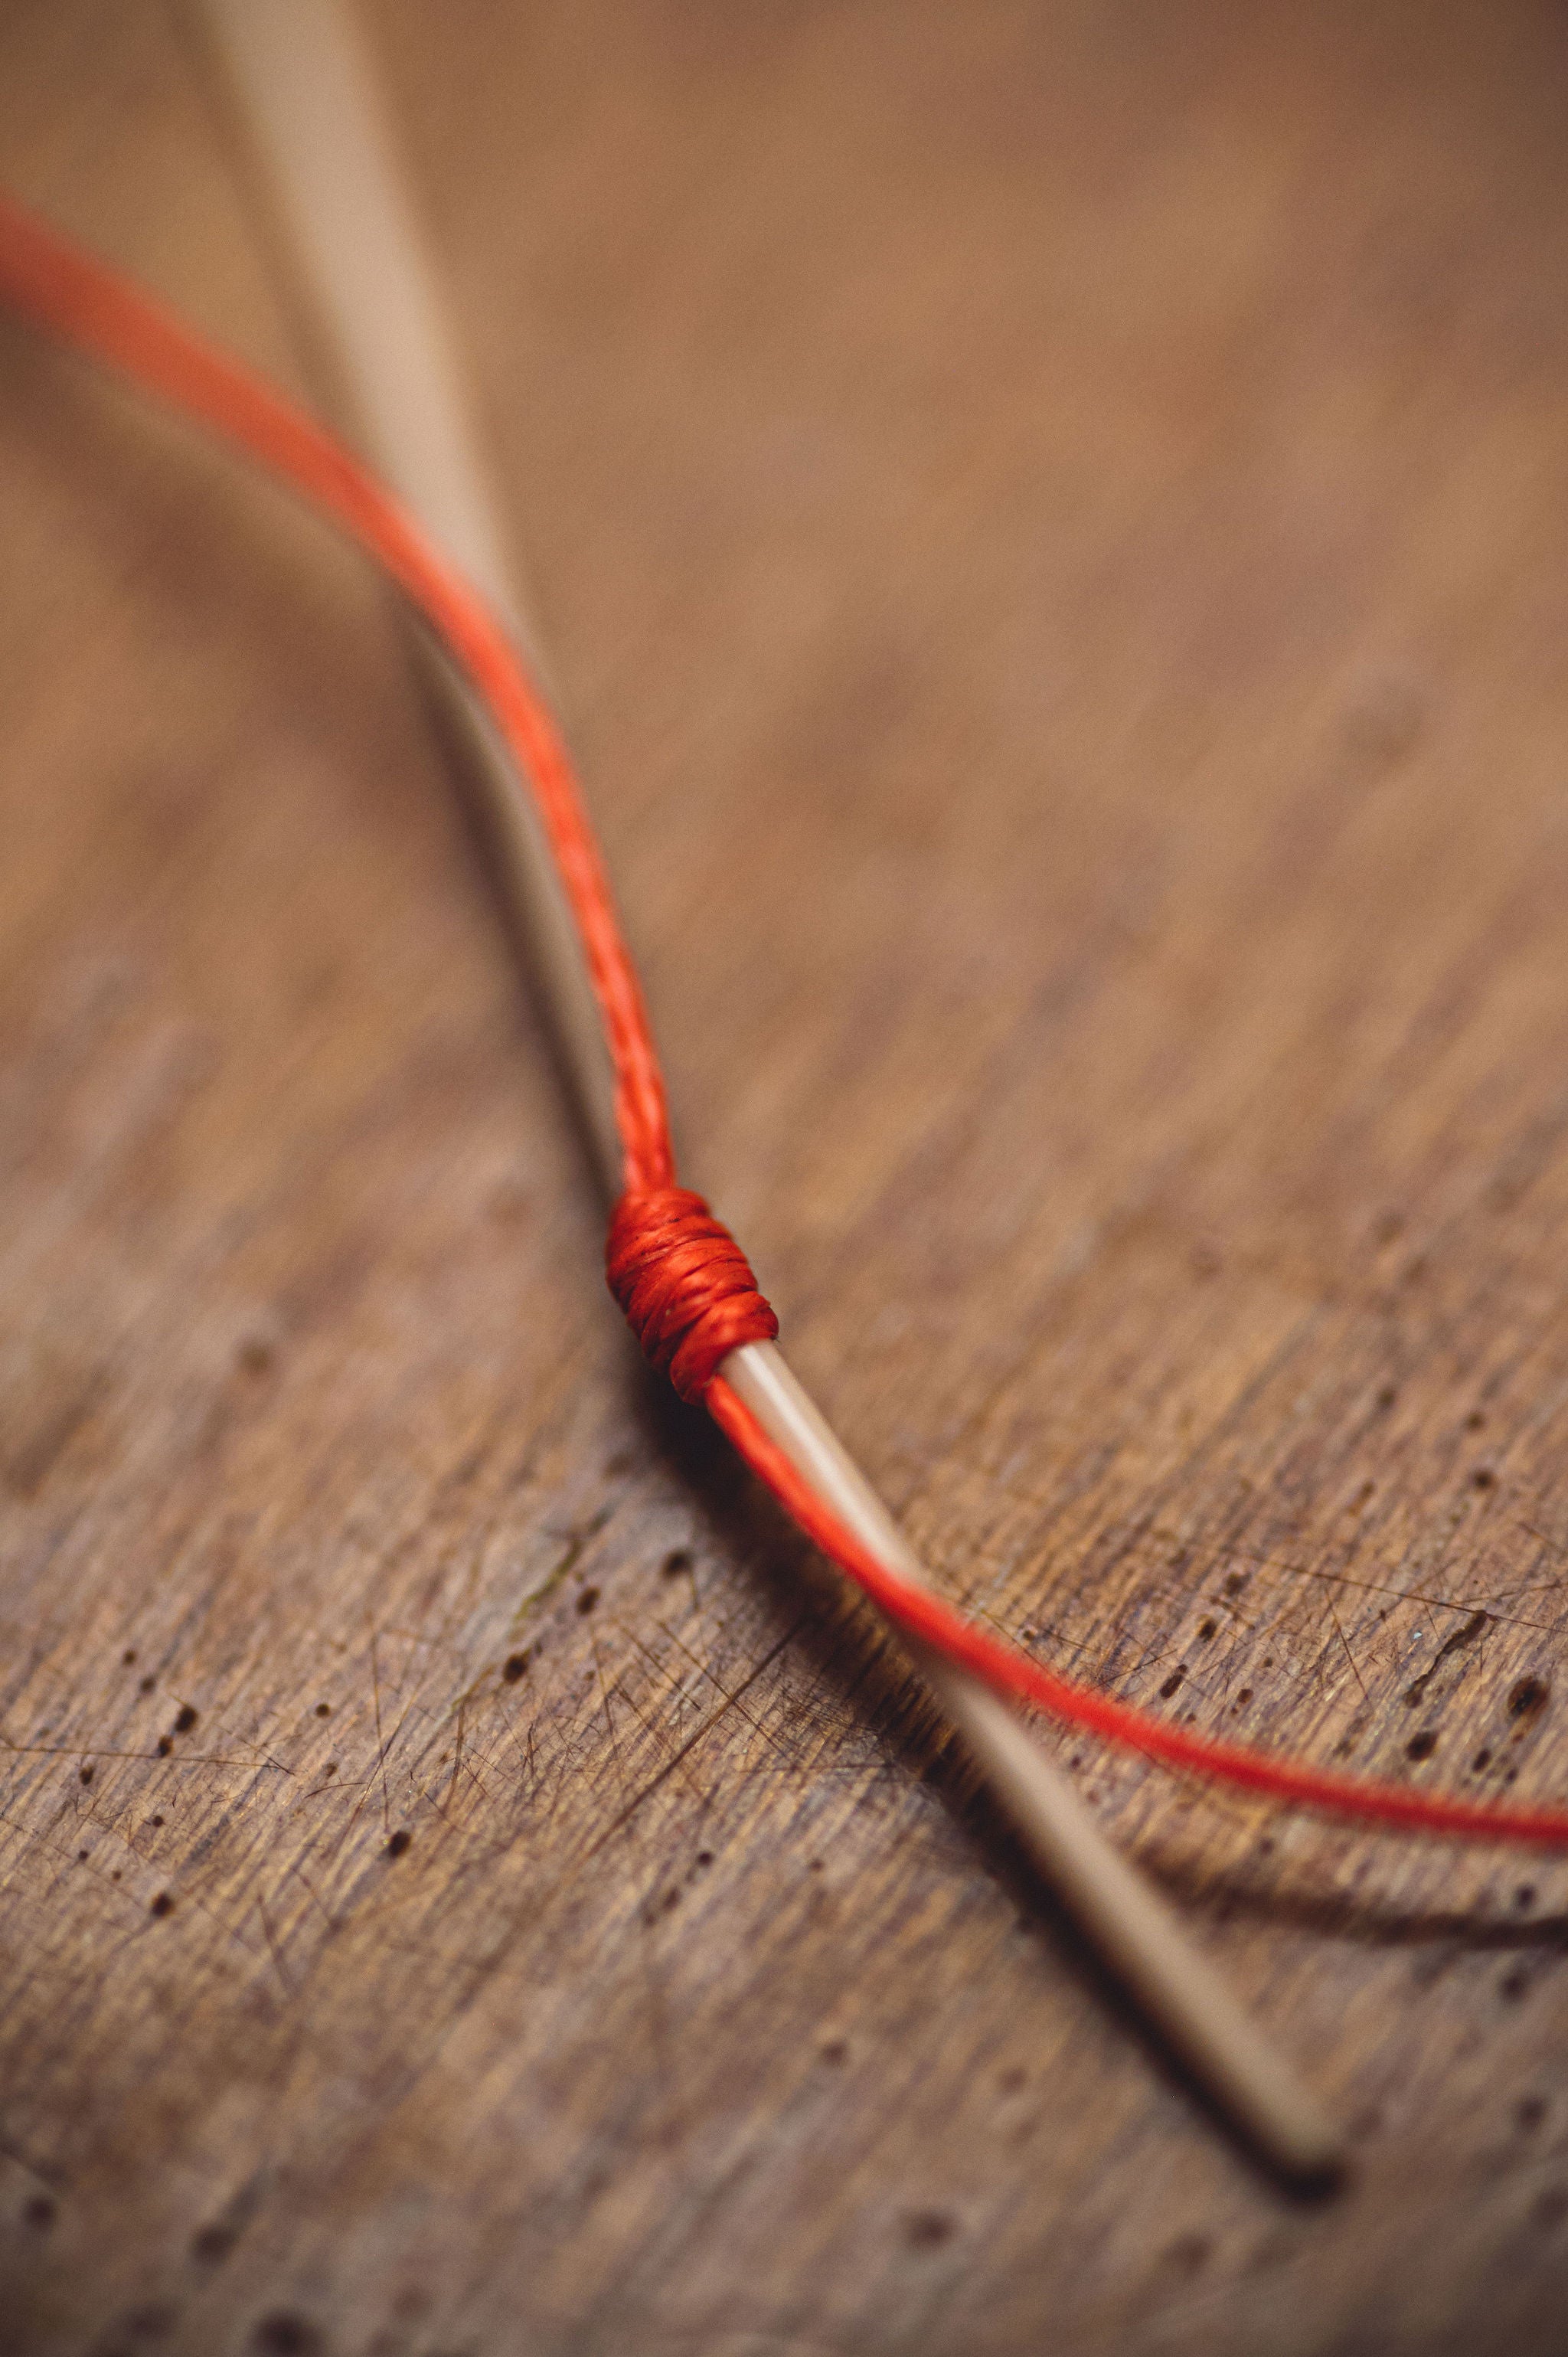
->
[7, 189, 1568, 1848]
[606, 1187, 778, 1401]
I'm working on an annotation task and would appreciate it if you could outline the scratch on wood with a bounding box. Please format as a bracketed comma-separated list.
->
[583, 1621, 803, 1861]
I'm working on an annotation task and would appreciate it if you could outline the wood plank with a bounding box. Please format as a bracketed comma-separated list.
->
[4, 2, 1568, 2348]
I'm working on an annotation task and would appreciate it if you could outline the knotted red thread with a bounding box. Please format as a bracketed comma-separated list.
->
[606, 1187, 777, 1401]
[10, 188, 1568, 1847]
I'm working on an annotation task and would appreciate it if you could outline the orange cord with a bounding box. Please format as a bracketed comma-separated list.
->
[708, 1379, 1568, 1849]
[606, 1187, 776, 1400]
[5, 188, 1567, 1849]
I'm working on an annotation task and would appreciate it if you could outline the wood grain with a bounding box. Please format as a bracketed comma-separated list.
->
[5, 2, 1568, 2349]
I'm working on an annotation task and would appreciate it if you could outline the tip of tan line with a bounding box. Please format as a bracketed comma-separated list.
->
[1274, 2129, 1350, 2198]
[1236, 2086, 1349, 2195]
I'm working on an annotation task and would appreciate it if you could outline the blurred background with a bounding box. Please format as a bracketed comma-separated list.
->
[4, 5, 1568, 2352]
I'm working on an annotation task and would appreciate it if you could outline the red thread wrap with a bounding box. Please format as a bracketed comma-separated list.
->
[606, 1187, 777, 1401]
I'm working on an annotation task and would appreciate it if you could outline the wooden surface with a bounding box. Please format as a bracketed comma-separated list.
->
[5, 3, 1568, 2349]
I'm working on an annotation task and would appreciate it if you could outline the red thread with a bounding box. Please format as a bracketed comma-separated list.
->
[0, 193, 674, 1202]
[606, 1188, 777, 1401]
[707, 1378, 1568, 1852]
[6, 189, 1568, 1849]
